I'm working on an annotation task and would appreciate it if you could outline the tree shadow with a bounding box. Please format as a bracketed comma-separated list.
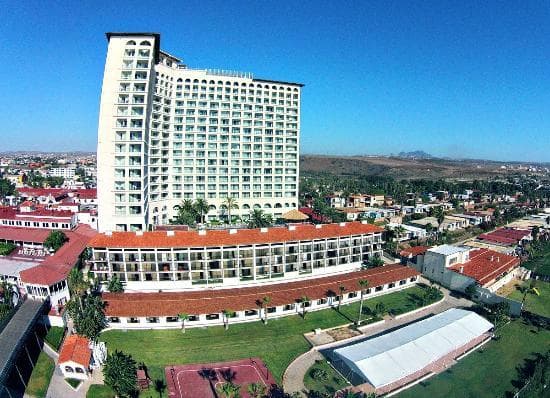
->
[220, 368, 237, 383]
[198, 367, 218, 397]
[153, 379, 166, 398]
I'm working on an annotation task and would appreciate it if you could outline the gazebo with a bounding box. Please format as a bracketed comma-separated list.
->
[282, 209, 309, 223]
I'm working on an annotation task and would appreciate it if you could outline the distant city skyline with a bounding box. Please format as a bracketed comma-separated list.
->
[1, 1, 549, 162]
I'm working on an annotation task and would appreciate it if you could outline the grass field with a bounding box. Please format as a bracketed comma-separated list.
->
[25, 352, 55, 398]
[303, 359, 350, 396]
[507, 280, 550, 318]
[397, 320, 550, 398]
[44, 326, 65, 351]
[87, 384, 115, 398]
[98, 284, 434, 396]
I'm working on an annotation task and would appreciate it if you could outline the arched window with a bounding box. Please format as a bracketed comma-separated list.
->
[243, 204, 251, 210]
[274, 203, 282, 208]
[75, 367, 85, 374]
[253, 204, 261, 209]
[233, 82, 239, 86]
[209, 80, 215, 84]
[126, 40, 136, 46]
[185, 79, 191, 83]
[64, 366, 74, 373]
[201, 80, 207, 84]
[264, 204, 272, 209]
[285, 203, 290, 207]
[177, 78, 183, 82]
[218, 81, 223, 85]
[209, 205, 216, 211]
[140, 40, 151, 46]
[225, 81, 231, 86]
[193, 79, 199, 83]
[293, 88, 299, 92]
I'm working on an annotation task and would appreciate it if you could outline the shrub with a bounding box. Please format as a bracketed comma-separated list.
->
[0, 242, 16, 256]
[311, 368, 329, 382]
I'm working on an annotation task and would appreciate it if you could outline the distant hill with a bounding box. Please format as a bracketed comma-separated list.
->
[397, 150, 434, 159]
[300, 154, 525, 180]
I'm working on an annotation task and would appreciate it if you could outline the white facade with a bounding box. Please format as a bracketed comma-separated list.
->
[50, 168, 76, 179]
[97, 33, 301, 232]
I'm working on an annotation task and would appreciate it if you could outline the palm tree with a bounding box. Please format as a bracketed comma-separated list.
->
[394, 225, 407, 252]
[247, 382, 266, 398]
[357, 279, 369, 325]
[300, 295, 310, 319]
[247, 209, 273, 228]
[338, 284, 346, 312]
[67, 267, 88, 310]
[222, 309, 235, 331]
[261, 296, 271, 325]
[222, 197, 239, 225]
[216, 382, 241, 398]
[172, 199, 196, 225]
[178, 313, 189, 334]
[194, 198, 209, 224]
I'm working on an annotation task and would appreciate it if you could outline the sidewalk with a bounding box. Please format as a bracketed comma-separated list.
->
[282, 284, 473, 395]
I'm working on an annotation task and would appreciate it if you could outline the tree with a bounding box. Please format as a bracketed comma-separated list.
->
[300, 295, 310, 319]
[194, 198, 209, 224]
[222, 309, 235, 331]
[465, 283, 478, 300]
[261, 296, 271, 325]
[68, 294, 107, 341]
[178, 313, 189, 334]
[172, 199, 197, 226]
[43, 230, 67, 252]
[357, 279, 369, 324]
[216, 382, 241, 398]
[107, 275, 124, 293]
[0, 179, 15, 201]
[247, 209, 273, 228]
[247, 382, 266, 398]
[222, 197, 239, 225]
[337, 285, 346, 312]
[374, 302, 386, 318]
[67, 267, 89, 309]
[103, 350, 138, 398]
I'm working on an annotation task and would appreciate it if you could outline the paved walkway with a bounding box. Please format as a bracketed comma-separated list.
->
[282, 282, 473, 396]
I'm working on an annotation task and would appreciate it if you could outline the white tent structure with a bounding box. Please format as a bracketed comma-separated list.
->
[332, 308, 493, 389]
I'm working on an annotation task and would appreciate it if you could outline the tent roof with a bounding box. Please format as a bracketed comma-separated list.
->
[281, 209, 309, 221]
[333, 308, 493, 388]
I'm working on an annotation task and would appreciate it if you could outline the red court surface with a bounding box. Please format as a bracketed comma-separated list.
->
[165, 358, 277, 398]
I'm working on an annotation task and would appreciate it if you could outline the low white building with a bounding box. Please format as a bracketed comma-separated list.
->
[58, 335, 92, 380]
[387, 223, 427, 241]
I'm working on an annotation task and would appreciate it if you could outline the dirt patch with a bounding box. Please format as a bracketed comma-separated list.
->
[496, 278, 523, 297]
[326, 326, 361, 341]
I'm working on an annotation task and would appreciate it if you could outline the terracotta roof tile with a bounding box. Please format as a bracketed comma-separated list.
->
[103, 264, 419, 317]
[58, 335, 91, 368]
[400, 246, 431, 257]
[449, 248, 520, 286]
[90, 222, 383, 249]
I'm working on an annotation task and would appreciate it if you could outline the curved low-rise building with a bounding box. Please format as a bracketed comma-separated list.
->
[88, 221, 385, 291]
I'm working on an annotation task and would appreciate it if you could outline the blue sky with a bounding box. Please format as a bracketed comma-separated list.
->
[1, 1, 549, 162]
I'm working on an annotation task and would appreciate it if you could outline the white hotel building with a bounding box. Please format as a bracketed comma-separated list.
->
[97, 33, 302, 232]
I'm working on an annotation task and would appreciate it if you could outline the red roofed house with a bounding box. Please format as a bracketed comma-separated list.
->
[478, 228, 532, 247]
[399, 246, 431, 272]
[58, 335, 92, 380]
[422, 244, 521, 292]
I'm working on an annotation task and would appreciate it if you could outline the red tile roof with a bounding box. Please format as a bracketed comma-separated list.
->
[400, 246, 431, 257]
[102, 264, 419, 317]
[17, 188, 69, 199]
[449, 248, 520, 286]
[89, 222, 383, 249]
[20, 225, 97, 286]
[299, 207, 330, 223]
[75, 189, 97, 199]
[478, 228, 531, 246]
[0, 227, 51, 243]
[58, 335, 91, 368]
[0, 206, 74, 221]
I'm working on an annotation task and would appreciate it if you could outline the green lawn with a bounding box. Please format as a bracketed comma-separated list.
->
[397, 320, 550, 398]
[25, 352, 55, 398]
[507, 281, 550, 318]
[339, 284, 442, 322]
[100, 284, 435, 395]
[304, 359, 350, 396]
[44, 326, 65, 351]
[87, 384, 116, 398]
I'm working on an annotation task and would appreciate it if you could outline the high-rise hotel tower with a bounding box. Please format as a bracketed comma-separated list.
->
[97, 33, 302, 232]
